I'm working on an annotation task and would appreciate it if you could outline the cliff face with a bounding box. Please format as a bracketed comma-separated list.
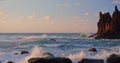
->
[97, 12, 111, 34]
[94, 6, 120, 39]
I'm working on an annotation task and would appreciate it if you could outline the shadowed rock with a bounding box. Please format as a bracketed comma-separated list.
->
[28, 57, 72, 63]
[78, 59, 104, 63]
[90, 6, 120, 39]
[107, 54, 120, 63]
[14, 52, 19, 55]
[88, 48, 97, 52]
[50, 38, 56, 41]
[6, 61, 14, 63]
[20, 51, 29, 55]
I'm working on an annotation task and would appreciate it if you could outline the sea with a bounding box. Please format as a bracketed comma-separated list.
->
[0, 33, 120, 63]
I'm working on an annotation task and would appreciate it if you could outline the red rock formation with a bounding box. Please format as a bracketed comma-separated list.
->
[111, 6, 120, 34]
[97, 12, 111, 34]
[92, 6, 120, 39]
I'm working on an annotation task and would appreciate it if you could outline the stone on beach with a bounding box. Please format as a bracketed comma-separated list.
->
[88, 48, 97, 52]
[28, 57, 72, 63]
[20, 51, 29, 55]
[107, 54, 120, 63]
[78, 58, 104, 63]
[50, 38, 56, 41]
[6, 61, 14, 63]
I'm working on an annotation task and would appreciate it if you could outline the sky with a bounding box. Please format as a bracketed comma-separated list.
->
[0, 0, 119, 33]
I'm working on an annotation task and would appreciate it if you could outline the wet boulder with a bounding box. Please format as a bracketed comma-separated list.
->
[42, 52, 55, 58]
[50, 38, 56, 41]
[107, 54, 120, 63]
[6, 61, 14, 63]
[20, 51, 29, 54]
[28, 57, 72, 63]
[78, 58, 104, 63]
[88, 48, 97, 52]
[14, 52, 19, 55]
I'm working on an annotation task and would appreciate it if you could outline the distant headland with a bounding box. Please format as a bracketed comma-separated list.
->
[90, 6, 120, 39]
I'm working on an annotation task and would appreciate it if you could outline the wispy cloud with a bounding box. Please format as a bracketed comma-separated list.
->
[0, 11, 3, 16]
[28, 14, 36, 20]
[2, 17, 8, 20]
[113, 0, 120, 4]
[75, 2, 80, 6]
[84, 12, 89, 16]
[0, 8, 8, 21]
[17, 16, 26, 21]
[43, 16, 52, 21]
[0, 8, 4, 17]
[56, 2, 70, 7]
[56, 2, 81, 7]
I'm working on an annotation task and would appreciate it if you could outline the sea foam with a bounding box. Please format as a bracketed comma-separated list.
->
[17, 46, 43, 63]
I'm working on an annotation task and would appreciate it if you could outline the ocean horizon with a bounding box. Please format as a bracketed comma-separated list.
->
[0, 0, 120, 63]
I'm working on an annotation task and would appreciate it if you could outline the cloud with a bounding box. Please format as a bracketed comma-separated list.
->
[56, 3, 70, 7]
[84, 12, 89, 16]
[28, 15, 36, 20]
[2, 17, 8, 20]
[72, 16, 88, 23]
[43, 16, 52, 21]
[113, 0, 120, 4]
[75, 2, 80, 6]
[94, 12, 99, 17]
[0, 9, 4, 17]
[17, 16, 26, 21]
[0, 11, 3, 16]
[0, 8, 8, 21]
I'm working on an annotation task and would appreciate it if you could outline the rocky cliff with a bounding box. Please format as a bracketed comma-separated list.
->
[92, 6, 120, 39]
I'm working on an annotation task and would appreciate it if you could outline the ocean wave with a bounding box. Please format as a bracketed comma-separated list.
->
[68, 46, 120, 63]
[0, 33, 92, 43]
[57, 44, 76, 48]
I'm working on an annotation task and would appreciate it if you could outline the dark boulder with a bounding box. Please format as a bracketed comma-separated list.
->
[6, 61, 14, 63]
[28, 57, 72, 63]
[88, 48, 97, 52]
[50, 38, 56, 41]
[107, 54, 120, 63]
[14, 52, 19, 55]
[20, 51, 29, 55]
[78, 58, 104, 63]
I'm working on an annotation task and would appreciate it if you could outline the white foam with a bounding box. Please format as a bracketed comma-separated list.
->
[22, 36, 39, 40]
[41, 34, 48, 39]
[68, 47, 120, 63]
[68, 51, 85, 61]
[17, 46, 43, 63]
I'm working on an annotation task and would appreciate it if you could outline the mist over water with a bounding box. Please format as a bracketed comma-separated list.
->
[0, 33, 119, 63]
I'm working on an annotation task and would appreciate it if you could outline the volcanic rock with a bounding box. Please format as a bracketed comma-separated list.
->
[28, 57, 72, 63]
[90, 6, 120, 39]
[78, 58, 104, 63]
[6, 61, 14, 63]
[88, 48, 97, 52]
[20, 51, 29, 55]
[107, 54, 120, 63]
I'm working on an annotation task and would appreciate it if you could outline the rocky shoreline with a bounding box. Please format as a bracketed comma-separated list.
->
[90, 6, 120, 39]
[4, 48, 120, 63]
[27, 53, 120, 63]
